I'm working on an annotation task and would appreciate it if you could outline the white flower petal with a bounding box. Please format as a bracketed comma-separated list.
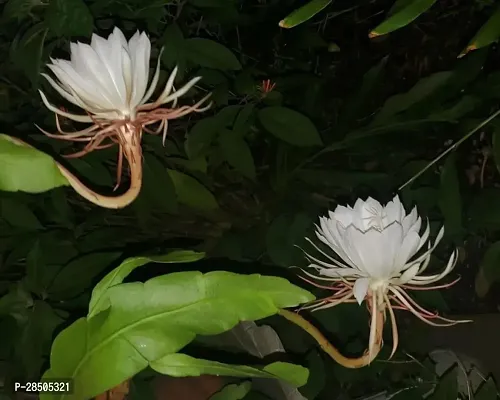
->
[331, 205, 354, 227]
[128, 31, 151, 109]
[396, 264, 420, 284]
[394, 230, 420, 271]
[384, 195, 403, 225]
[353, 277, 370, 304]
[347, 223, 403, 278]
[90, 33, 128, 108]
[402, 207, 419, 234]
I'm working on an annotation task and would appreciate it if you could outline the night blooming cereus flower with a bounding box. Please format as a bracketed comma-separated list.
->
[299, 195, 470, 360]
[37, 27, 211, 208]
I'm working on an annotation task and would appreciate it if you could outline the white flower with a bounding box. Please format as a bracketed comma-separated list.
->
[38, 26, 211, 194]
[299, 195, 469, 358]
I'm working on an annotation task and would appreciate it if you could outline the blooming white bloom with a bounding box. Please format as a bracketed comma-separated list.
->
[38, 26, 211, 196]
[300, 195, 469, 358]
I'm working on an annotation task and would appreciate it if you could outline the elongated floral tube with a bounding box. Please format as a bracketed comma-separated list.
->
[279, 309, 384, 368]
[7, 136, 141, 209]
[34, 27, 211, 209]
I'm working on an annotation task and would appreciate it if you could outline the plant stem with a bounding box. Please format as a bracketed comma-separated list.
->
[278, 309, 384, 369]
[398, 108, 500, 191]
[7, 135, 143, 209]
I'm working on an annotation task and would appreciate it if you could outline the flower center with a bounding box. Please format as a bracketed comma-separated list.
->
[363, 206, 387, 231]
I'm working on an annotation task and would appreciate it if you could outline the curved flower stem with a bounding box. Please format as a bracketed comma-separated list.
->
[7, 136, 143, 209]
[278, 309, 384, 369]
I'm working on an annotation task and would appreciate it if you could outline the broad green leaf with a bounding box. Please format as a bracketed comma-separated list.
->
[16, 301, 65, 381]
[338, 56, 388, 130]
[438, 153, 462, 238]
[468, 189, 500, 230]
[209, 382, 252, 400]
[258, 107, 322, 147]
[373, 71, 452, 123]
[169, 156, 208, 174]
[460, 5, 500, 57]
[0, 198, 43, 230]
[0, 135, 69, 193]
[25, 240, 43, 294]
[475, 241, 500, 298]
[279, 0, 332, 29]
[474, 377, 498, 400]
[142, 153, 178, 213]
[185, 117, 222, 159]
[233, 104, 256, 137]
[0, 284, 33, 322]
[167, 169, 219, 210]
[300, 350, 325, 399]
[427, 365, 458, 400]
[266, 213, 312, 266]
[161, 24, 186, 73]
[2, 0, 39, 21]
[88, 251, 205, 318]
[151, 354, 308, 387]
[45, 0, 93, 37]
[10, 24, 47, 86]
[219, 130, 256, 180]
[68, 158, 113, 187]
[429, 95, 480, 122]
[369, 0, 437, 38]
[41, 271, 314, 400]
[49, 252, 122, 300]
[185, 38, 241, 70]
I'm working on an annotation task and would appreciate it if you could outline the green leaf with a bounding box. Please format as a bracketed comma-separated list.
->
[279, 0, 332, 29]
[219, 130, 256, 180]
[369, 0, 438, 38]
[438, 153, 462, 238]
[88, 251, 205, 318]
[2, 0, 39, 21]
[49, 252, 122, 300]
[161, 24, 186, 71]
[461, 5, 500, 57]
[373, 71, 453, 123]
[10, 25, 47, 86]
[16, 301, 65, 381]
[25, 240, 44, 293]
[152, 354, 308, 387]
[209, 382, 252, 400]
[42, 271, 314, 400]
[185, 38, 241, 70]
[185, 117, 222, 159]
[475, 241, 500, 298]
[468, 189, 500, 230]
[0, 135, 69, 193]
[142, 153, 178, 213]
[0, 284, 33, 322]
[233, 104, 256, 137]
[45, 0, 94, 37]
[167, 169, 219, 210]
[266, 213, 312, 267]
[338, 56, 388, 130]
[474, 377, 498, 400]
[0, 198, 43, 230]
[258, 107, 322, 147]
